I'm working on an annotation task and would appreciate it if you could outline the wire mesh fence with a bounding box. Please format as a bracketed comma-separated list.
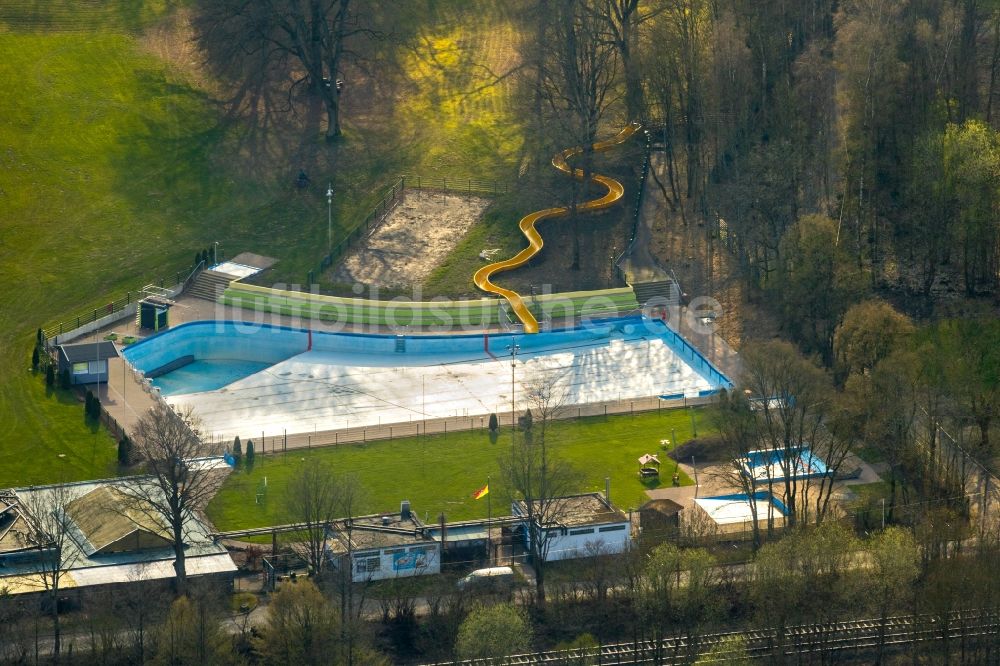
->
[202, 394, 717, 455]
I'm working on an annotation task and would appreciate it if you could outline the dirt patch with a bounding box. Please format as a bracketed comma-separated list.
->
[331, 191, 490, 289]
[668, 435, 730, 465]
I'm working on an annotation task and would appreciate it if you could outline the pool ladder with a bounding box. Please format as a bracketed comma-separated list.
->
[395, 336, 406, 353]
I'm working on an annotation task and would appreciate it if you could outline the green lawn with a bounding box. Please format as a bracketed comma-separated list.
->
[0, 2, 533, 488]
[206, 409, 710, 531]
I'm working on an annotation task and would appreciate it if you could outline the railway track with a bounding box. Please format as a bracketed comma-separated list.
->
[425, 608, 1000, 665]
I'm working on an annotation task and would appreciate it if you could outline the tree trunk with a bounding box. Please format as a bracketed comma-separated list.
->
[325, 96, 341, 139]
[52, 599, 61, 662]
[173, 520, 187, 596]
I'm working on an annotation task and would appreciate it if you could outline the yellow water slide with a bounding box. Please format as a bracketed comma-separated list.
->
[473, 123, 641, 333]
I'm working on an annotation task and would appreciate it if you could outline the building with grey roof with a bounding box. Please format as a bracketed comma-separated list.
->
[513, 492, 632, 562]
[326, 505, 441, 583]
[0, 478, 235, 598]
[56, 341, 120, 386]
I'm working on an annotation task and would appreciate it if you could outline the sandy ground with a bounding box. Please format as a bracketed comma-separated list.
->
[332, 191, 489, 289]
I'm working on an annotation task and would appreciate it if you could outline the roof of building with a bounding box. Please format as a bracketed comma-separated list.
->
[640, 498, 684, 516]
[694, 492, 788, 525]
[57, 342, 120, 364]
[328, 512, 435, 554]
[0, 479, 235, 595]
[65, 486, 171, 556]
[0, 495, 34, 554]
[516, 493, 628, 529]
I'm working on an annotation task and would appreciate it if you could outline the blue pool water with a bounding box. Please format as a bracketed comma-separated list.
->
[741, 447, 830, 482]
[123, 317, 732, 393]
[152, 359, 271, 396]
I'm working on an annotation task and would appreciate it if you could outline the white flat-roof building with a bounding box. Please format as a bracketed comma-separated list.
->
[691, 492, 788, 536]
[514, 493, 631, 562]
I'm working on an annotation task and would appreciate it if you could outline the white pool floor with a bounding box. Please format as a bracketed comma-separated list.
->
[167, 336, 717, 442]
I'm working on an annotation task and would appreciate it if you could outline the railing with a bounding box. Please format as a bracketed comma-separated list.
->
[305, 174, 509, 285]
[616, 127, 652, 279]
[307, 178, 406, 285]
[401, 174, 508, 197]
[41, 260, 205, 344]
[198, 394, 719, 454]
[613, 127, 674, 289]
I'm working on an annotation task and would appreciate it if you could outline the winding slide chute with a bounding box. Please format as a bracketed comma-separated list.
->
[473, 123, 642, 333]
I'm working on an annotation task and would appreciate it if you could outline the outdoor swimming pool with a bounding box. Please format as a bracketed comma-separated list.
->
[122, 317, 731, 440]
[739, 447, 831, 482]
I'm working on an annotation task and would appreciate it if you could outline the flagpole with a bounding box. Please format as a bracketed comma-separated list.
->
[486, 475, 492, 565]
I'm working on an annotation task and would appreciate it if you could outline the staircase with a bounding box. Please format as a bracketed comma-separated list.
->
[185, 270, 235, 302]
[631, 280, 680, 308]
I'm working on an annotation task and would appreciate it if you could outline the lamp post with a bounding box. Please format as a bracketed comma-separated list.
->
[507, 342, 520, 436]
[213, 241, 220, 265]
[326, 183, 334, 255]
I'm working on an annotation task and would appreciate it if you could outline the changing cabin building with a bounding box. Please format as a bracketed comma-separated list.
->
[513, 492, 632, 562]
[327, 505, 441, 583]
[56, 341, 119, 386]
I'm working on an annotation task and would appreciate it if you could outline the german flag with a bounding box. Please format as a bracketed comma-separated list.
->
[472, 483, 489, 500]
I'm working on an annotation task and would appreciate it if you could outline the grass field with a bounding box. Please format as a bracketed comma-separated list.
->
[206, 409, 709, 531]
[0, 2, 535, 488]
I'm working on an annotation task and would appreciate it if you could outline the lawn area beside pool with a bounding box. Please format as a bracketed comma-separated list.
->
[206, 408, 709, 531]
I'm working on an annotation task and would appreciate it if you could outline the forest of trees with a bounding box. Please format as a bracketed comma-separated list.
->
[7, 0, 999, 663]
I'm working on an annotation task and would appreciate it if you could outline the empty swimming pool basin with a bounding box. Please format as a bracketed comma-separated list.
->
[122, 317, 732, 441]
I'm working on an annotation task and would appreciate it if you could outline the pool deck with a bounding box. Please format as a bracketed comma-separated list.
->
[81, 289, 737, 442]
[94, 357, 158, 435]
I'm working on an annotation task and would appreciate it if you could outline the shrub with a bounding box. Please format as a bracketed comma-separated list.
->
[118, 436, 133, 466]
[233, 435, 242, 459]
[45, 364, 55, 387]
[85, 390, 94, 415]
[488, 413, 499, 432]
[60, 369, 71, 390]
[246, 440, 255, 466]
[31, 346, 39, 371]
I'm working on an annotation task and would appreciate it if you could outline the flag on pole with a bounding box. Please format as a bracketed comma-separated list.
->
[472, 483, 489, 500]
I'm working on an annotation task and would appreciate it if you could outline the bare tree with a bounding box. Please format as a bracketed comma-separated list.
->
[118, 403, 222, 597]
[738, 341, 837, 528]
[196, 0, 376, 140]
[288, 462, 360, 578]
[18, 483, 85, 662]
[542, 0, 621, 269]
[501, 373, 578, 605]
[588, 0, 664, 121]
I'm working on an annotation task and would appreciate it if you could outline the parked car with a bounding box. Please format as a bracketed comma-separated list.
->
[456, 566, 515, 591]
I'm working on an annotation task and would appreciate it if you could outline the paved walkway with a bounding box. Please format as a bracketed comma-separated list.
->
[618, 154, 672, 284]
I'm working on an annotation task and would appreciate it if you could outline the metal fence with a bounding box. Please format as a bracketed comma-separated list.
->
[614, 128, 653, 286]
[40, 260, 205, 343]
[308, 177, 406, 285]
[203, 393, 718, 457]
[307, 174, 508, 285]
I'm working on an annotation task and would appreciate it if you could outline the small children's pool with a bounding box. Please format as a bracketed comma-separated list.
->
[152, 360, 272, 396]
[740, 447, 830, 482]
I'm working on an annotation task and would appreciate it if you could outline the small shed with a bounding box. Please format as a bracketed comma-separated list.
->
[638, 498, 683, 543]
[56, 342, 120, 386]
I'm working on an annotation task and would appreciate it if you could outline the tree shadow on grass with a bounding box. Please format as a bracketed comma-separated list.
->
[0, 0, 174, 34]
